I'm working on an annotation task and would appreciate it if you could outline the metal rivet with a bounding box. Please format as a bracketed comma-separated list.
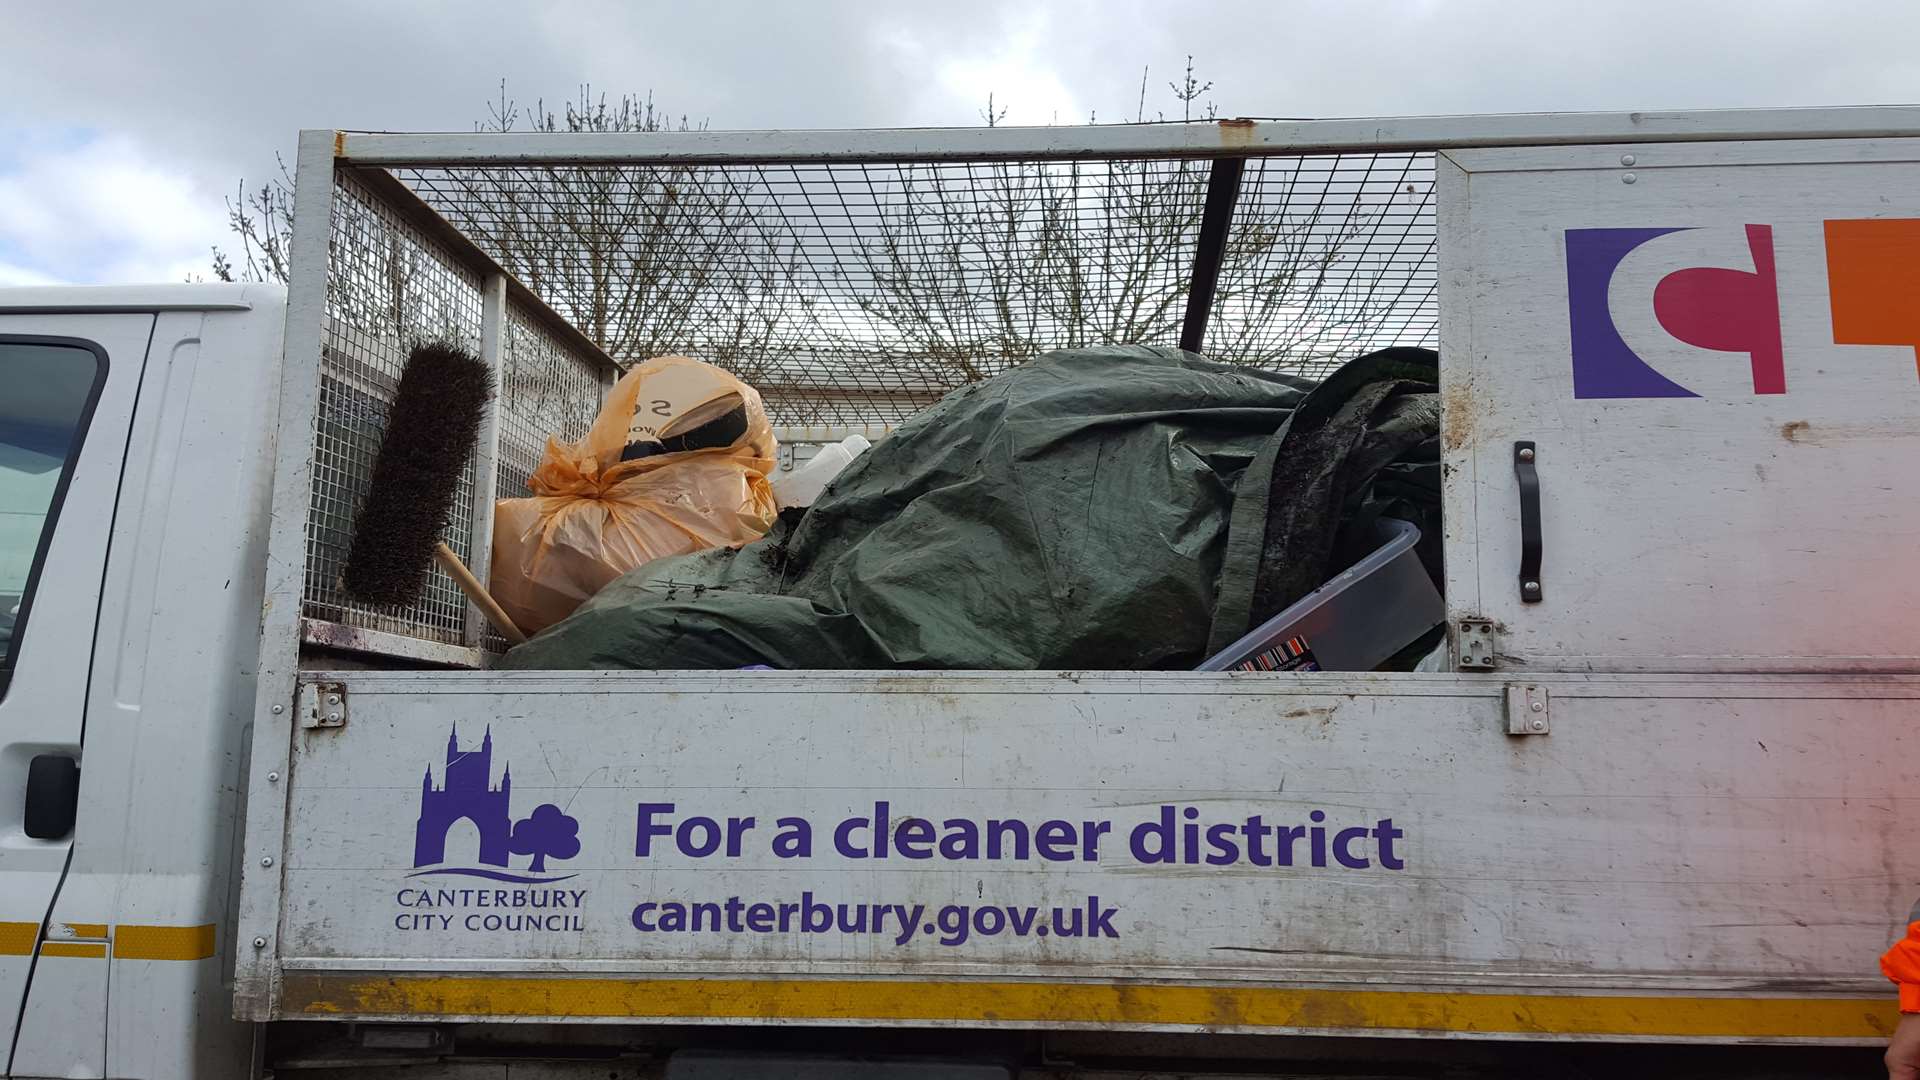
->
[1524, 581, 1541, 594]
[1531, 719, 1546, 731]
[270, 705, 284, 715]
[1620, 153, 1636, 166]
[1518, 447, 1535, 462]
[1531, 701, 1544, 712]
[266, 771, 280, 783]
[261, 856, 274, 867]
[326, 694, 340, 706]
[328, 712, 342, 722]
[252, 937, 267, 949]
[1622, 173, 1637, 185]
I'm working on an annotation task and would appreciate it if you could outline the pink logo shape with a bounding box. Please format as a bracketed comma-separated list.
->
[1651, 224, 1785, 395]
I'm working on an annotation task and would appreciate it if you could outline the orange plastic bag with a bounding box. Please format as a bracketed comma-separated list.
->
[490, 356, 777, 635]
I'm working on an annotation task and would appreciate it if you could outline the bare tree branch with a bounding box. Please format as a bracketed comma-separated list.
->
[213, 154, 295, 283]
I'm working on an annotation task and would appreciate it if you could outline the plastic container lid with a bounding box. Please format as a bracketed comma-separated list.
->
[1197, 518, 1444, 673]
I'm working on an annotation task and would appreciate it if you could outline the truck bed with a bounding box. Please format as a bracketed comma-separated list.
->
[236, 113, 1920, 1059]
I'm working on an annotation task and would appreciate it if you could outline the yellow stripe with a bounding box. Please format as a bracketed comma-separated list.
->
[280, 975, 1900, 1040]
[0, 923, 38, 957]
[0, 921, 215, 961]
[114, 924, 216, 961]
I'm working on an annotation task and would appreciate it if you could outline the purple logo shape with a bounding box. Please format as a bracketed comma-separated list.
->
[412, 725, 579, 883]
[1566, 227, 1696, 399]
[1566, 226, 1785, 399]
[510, 803, 581, 873]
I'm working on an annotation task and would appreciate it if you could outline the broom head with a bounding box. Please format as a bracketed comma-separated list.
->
[340, 342, 493, 607]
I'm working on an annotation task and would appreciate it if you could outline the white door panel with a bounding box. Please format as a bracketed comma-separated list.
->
[0, 314, 152, 1072]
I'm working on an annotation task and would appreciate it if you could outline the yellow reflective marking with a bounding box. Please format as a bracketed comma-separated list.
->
[0, 921, 215, 961]
[280, 975, 1901, 1040]
[114, 924, 216, 961]
[0, 923, 38, 956]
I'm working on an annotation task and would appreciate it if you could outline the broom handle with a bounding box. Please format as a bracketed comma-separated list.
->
[433, 542, 529, 645]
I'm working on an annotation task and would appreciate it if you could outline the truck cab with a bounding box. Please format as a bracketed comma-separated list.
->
[0, 286, 281, 1078]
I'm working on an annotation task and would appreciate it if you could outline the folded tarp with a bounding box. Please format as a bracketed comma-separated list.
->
[501, 345, 1440, 671]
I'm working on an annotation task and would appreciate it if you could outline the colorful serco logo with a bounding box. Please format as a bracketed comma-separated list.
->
[1566, 219, 1920, 398]
[411, 725, 580, 884]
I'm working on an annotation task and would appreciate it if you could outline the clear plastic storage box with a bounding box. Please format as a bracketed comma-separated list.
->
[1199, 518, 1443, 672]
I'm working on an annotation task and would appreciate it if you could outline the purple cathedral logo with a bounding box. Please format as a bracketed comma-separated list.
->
[411, 725, 581, 883]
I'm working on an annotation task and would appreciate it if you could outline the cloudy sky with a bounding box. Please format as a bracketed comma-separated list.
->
[2, 0, 1916, 286]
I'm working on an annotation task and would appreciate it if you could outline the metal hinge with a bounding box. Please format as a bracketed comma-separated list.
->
[302, 682, 347, 729]
[1505, 684, 1549, 735]
[1456, 618, 1497, 670]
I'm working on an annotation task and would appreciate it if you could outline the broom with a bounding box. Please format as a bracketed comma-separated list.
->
[340, 342, 528, 645]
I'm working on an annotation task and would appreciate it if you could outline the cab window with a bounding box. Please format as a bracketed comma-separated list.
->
[0, 339, 107, 696]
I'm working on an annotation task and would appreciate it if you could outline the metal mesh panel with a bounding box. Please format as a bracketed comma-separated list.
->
[304, 169, 486, 646]
[497, 301, 605, 500]
[484, 302, 608, 653]
[1206, 153, 1435, 376]
[397, 150, 1438, 428]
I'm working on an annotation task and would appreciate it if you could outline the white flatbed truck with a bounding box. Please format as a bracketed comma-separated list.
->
[0, 107, 1915, 1078]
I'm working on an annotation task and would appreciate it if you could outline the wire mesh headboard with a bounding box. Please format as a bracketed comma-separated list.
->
[395, 150, 1437, 429]
[301, 128, 1438, 663]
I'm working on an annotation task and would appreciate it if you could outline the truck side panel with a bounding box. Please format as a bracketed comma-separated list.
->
[1441, 137, 1920, 672]
[251, 671, 1914, 1043]
[96, 309, 276, 1079]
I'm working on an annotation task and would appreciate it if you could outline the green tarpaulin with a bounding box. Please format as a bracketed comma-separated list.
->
[502, 345, 1439, 671]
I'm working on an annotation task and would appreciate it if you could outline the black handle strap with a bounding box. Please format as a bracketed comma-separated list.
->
[620, 404, 752, 462]
[1515, 441, 1542, 604]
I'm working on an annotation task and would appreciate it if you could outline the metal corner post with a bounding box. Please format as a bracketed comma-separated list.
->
[466, 274, 508, 648]
[232, 129, 339, 1019]
[1179, 157, 1245, 354]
